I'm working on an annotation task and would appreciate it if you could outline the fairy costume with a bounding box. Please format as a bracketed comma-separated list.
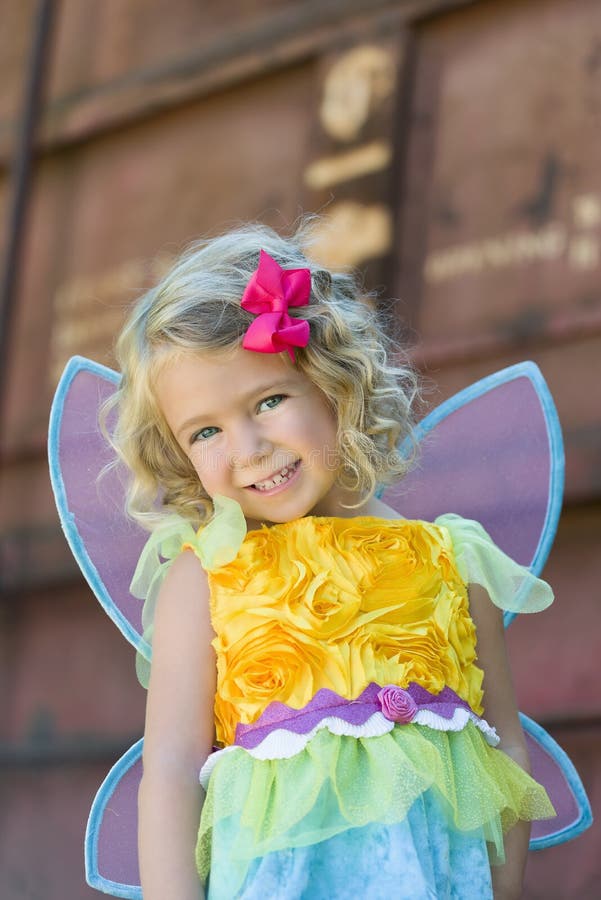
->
[131, 502, 553, 898]
[48, 357, 592, 899]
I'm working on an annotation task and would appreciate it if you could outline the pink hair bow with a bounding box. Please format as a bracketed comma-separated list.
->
[241, 250, 311, 362]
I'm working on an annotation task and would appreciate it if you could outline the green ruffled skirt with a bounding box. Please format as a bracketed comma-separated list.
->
[196, 722, 555, 897]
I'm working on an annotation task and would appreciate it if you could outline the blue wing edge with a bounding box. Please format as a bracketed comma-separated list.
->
[407, 361, 564, 627]
[521, 714, 593, 848]
[85, 738, 144, 899]
[47, 355, 151, 661]
[412, 361, 565, 582]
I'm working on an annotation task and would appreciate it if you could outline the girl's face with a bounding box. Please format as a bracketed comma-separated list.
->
[155, 346, 349, 527]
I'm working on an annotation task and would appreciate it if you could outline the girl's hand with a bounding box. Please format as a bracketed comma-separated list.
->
[491, 819, 530, 900]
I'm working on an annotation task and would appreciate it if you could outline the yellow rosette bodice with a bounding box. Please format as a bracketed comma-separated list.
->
[207, 516, 484, 747]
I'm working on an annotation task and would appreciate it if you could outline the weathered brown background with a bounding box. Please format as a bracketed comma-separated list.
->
[1, 0, 599, 897]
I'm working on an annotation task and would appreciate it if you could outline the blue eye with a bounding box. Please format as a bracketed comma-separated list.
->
[191, 426, 220, 443]
[258, 394, 285, 413]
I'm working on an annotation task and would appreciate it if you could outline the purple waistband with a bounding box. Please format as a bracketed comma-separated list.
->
[234, 683, 475, 750]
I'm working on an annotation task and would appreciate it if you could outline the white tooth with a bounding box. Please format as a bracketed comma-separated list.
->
[255, 463, 297, 490]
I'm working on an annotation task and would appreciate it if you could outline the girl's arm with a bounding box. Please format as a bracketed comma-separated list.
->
[138, 549, 216, 900]
[468, 584, 531, 900]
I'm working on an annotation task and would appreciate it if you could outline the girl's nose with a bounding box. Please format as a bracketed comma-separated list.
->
[228, 421, 272, 469]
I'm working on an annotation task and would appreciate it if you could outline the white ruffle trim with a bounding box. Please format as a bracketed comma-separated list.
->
[199, 710, 499, 787]
[240, 713, 395, 762]
[200, 745, 236, 789]
[413, 707, 499, 745]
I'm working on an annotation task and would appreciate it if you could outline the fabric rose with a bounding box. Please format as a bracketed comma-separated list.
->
[377, 685, 418, 723]
[432, 584, 483, 714]
[348, 617, 458, 698]
[275, 519, 365, 639]
[338, 520, 447, 613]
[213, 619, 348, 745]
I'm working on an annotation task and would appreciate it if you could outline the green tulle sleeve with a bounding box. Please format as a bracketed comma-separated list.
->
[129, 495, 247, 686]
[435, 513, 554, 614]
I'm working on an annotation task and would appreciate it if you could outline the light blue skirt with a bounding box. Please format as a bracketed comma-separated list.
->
[206, 788, 494, 899]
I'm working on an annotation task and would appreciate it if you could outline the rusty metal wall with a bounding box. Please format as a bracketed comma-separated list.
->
[0, 0, 598, 897]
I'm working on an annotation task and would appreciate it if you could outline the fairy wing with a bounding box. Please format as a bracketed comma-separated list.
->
[382, 361, 563, 589]
[521, 715, 592, 848]
[381, 361, 591, 845]
[85, 741, 143, 900]
[49, 356, 147, 897]
[48, 357, 590, 897]
[48, 355, 150, 661]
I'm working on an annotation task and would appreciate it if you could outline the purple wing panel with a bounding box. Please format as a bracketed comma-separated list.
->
[382, 364, 563, 572]
[522, 715, 593, 848]
[49, 356, 149, 655]
[85, 740, 143, 899]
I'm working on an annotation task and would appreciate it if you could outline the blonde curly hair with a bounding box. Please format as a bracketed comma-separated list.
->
[106, 221, 419, 529]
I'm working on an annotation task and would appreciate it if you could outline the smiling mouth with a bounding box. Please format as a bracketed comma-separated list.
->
[251, 460, 300, 491]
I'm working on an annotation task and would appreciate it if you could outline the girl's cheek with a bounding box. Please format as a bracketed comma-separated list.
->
[189, 449, 213, 481]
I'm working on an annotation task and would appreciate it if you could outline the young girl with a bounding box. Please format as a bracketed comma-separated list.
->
[110, 222, 555, 900]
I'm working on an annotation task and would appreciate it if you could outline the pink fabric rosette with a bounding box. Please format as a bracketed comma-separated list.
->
[376, 685, 419, 724]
